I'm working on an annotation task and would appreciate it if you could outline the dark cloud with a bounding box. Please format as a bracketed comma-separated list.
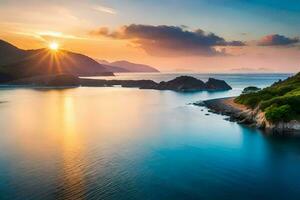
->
[257, 34, 299, 46]
[91, 24, 245, 56]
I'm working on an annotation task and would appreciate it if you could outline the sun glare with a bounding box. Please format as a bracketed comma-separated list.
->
[49, 42, 59, 50]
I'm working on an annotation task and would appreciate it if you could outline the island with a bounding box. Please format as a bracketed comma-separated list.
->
[198, 72, 300, 133]
[1, 74, 232, 92]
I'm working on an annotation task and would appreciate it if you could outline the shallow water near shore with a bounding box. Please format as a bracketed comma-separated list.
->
[1, 73, 300, 200]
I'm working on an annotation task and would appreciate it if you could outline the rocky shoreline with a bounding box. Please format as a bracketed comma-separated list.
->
[196, 97, 300, 134]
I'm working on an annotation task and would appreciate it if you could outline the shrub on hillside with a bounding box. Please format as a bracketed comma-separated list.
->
[265, 104, 292, 122]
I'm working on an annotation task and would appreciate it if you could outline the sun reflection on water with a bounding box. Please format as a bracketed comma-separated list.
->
[58, 95, 87, 199]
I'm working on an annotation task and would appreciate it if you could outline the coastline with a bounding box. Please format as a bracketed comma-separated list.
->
[203, 97, 248, 115]
[200, 97, 300, 134]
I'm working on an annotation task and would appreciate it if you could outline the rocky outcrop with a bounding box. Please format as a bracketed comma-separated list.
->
[205, 78, 232, 90]
[144, 76, 232, 92]
[241, 107, 300, 132]
[154, 76, 206, 91]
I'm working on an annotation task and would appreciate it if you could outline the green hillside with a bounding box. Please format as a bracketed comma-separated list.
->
[235, 72, 300, 122]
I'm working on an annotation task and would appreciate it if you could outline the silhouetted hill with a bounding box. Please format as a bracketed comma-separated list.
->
[0, 39, 113, 82]
[150, 76, 231, 91]
[111, 60, 159, 72]
[98, 59, 159, 73]
[0, 40, 26, 66]
[80, 76, 232, 92]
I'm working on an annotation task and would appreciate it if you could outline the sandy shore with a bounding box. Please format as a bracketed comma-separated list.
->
[203, 97, 248, 115]
[202, 97, 255, 125]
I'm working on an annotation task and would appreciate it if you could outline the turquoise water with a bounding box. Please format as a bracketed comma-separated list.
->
[1, 73, 300, 200]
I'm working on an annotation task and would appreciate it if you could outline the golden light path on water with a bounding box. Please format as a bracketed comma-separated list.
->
[9, 91, 87, 198]
[3, 88, 152, 198]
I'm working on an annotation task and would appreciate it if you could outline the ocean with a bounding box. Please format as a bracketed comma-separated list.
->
[1, 73, 299, 200]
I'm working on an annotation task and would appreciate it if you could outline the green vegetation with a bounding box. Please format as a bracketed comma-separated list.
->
[242, 86, 261, 94]
[265, 104, 292, 122]
[235, 72, 300, 122]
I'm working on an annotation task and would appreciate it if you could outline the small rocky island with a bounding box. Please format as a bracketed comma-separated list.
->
[1, 74, 232, 92]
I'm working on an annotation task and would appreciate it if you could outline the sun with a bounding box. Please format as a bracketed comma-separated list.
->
[49, 42, 59, 50]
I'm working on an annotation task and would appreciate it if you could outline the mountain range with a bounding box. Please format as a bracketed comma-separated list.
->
[97, 60, 159, 73]
[0, 39, 159, 82]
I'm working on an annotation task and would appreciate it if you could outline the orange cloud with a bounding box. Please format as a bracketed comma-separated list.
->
[257, 34, 299, 46]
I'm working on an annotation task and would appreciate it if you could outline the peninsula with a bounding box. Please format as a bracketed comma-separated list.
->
[199, 73, 300, 133]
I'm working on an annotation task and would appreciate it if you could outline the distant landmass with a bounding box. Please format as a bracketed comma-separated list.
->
[230, 67, 272, 73]
[97, 59, 160, 73]
[7, 74, 232, 92]
[0, 39, 113, 82]
[80, 76, 232, 92]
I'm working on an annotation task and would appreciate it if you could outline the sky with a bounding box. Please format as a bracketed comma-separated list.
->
[0, 0, 299, 72]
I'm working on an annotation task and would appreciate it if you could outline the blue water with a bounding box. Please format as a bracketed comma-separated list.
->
[1, 73, 299, 200]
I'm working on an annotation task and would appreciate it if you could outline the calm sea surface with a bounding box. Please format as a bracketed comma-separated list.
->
[1, 73, 300, 200]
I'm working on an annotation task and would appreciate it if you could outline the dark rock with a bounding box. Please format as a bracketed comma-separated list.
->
[193, 100, 205, 106]
[205, 78, 232, 90]
[224, 117, 235, 121]
[156, 76, 206, 91]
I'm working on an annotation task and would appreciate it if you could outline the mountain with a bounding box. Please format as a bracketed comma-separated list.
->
[97, 59, 159, 73]
[0, 40, 27, 66]
[0, 39, 113, 82]
[96, 59, 111, 65]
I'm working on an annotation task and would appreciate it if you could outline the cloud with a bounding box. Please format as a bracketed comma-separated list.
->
[257, 34, 299, 46]
[92, 5, 117, 15]
[91, 24, 245, 56]
[36, 31, 89, 41]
